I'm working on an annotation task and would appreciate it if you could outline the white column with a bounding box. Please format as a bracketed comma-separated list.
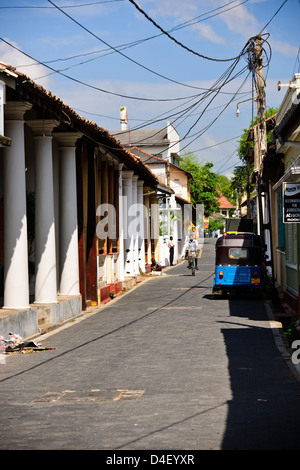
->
[151, 194, 160, 262]
[132, 175, 139, 275]
[170, 197, 179, 265]
[144, 193, 151, 263]
[137, 180, 146, 273]
[54, 132, 81, 295]
[122, 171, 134, 277]
[3, 102, 32, 309]
[118, 163, 125, 282]
[27, 120, 59, 304]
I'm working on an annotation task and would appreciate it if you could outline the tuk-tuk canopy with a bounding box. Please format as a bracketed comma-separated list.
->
[215, 233, 263, 266]
[216, 233, 262, 248]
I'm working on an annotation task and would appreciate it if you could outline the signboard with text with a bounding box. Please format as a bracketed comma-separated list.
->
[283, 182, 300, 223]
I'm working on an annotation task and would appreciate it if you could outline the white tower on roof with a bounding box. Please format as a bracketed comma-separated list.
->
[120, 106, 128, 130]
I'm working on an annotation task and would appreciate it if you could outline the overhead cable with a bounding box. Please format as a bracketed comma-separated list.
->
[0, 37, 200, 102]
[259, 0, 289, 34]
[0, 1, 125, 8]
[16, 0, 250, 92]
[46, 0, 249, 92]
[127, 0, 245, 62]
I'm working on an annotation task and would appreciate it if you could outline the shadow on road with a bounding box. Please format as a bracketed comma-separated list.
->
[202, 238, 300, 449]
[213, 293, 300, 449]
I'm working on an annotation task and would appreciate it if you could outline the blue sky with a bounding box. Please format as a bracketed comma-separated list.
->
[0, 0, 299, 177]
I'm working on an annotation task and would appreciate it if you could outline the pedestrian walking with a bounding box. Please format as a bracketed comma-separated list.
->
[168, 236, 175, 266]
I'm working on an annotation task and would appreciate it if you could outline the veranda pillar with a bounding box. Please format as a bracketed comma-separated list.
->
[3, 102, 32, 309]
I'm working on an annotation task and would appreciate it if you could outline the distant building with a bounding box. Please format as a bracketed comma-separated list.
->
[111, 116, 196, 265]
[112, 120, 181, 166]
[215, 192, 234, 218]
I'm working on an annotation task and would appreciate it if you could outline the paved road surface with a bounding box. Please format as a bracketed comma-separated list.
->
[1, 239, 300, 451]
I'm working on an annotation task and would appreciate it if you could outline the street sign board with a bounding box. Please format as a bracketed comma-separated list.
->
[283, 182, 300, 223]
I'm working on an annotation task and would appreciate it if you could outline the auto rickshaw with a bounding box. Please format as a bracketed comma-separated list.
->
[212, 232, 265, 297]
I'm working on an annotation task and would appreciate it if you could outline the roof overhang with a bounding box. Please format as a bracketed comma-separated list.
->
[156, 183, 174, 196]
[271, 91, 300, 146]
[272, 164, 300, 191]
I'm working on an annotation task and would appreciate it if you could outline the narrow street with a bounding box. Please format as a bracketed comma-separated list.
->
[1, 239, 300, 451]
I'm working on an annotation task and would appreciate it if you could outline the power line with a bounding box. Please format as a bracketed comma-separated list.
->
[46, 0, 210, 91]
[216, 161, 239, 175]
[167, 0, 250, 35]
[114, 61, 250, 141]
[0, 37, 201, 102]
[214, 148, 239, 174]
[1, 3, 272, 155]
[166, 34, 267, 147]
[170, 69, 251, 156]
[62, 31, 269, 153]
[0, 1, 125, 8]
[127, 0, 245, 62]
[180, 64, 249, 143]
[15, 0, 249, 85]
[12, 0, 256, 98]
[73, 91, 249, 124]
[259, 0, 289, 33]
[193, 135, 241, 153]
[293, 46, 300, 75]
[118, 52, 252, 152]
[46, 0, 250, 93]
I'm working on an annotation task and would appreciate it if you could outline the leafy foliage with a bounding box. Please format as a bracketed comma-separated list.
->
[209, 214, 226, 233]
[215, 174, 235, 206]
[180, 152, 220, 216]
[231, 107, 279, 206]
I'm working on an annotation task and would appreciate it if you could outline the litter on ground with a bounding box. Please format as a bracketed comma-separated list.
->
[0, 332, 55, 354]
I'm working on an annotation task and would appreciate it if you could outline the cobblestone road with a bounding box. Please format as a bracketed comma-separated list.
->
[1, 239, 300, 450]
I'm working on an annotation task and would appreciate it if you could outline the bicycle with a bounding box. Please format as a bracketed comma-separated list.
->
[188, 250, 196, 276]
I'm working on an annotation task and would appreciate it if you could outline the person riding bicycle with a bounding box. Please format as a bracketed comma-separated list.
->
[186, 235, 199, 270]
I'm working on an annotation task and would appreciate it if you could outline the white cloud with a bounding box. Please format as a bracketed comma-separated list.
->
[270, 39, 299, 58]
[135, 0, 259, 44]
[0, 39, 51, 89]
[217, 1, 260, 38]
[192, 23, 225, 44]
[136, 0, 225, 43]
[142, 0, 197, 19]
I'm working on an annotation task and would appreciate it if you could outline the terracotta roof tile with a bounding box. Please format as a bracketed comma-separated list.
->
[217, 192, 234, 208]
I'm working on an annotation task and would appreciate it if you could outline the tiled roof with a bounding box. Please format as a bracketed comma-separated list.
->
[111, 128, 169, 147]
[130, 146, 165, 164]
[217, 192, 234, 208]
[130, 147, 193, 181]
[0, 61, 167, 189]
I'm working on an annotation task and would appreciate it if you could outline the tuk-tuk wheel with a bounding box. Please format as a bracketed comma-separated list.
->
[212, 288, 225, 299]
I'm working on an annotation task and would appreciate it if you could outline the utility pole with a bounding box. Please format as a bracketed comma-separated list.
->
[246, 143, 251, 219]
[255, 35, 267, 239]
[255, 35, 267, 176]
[254, 34, 274, 287]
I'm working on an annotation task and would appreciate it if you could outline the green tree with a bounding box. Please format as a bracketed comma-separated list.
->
[209, 213, 226, 233]
[180, 152, 219, 215]
[231, 106, 278, 211]
[216, 174, 235, 205]
[230, 165, 247, 212]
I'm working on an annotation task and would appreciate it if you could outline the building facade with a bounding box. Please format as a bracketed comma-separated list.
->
[0, 63, 168, 338]
[112, 118, 195, 266]
[270, 74, 300, 315]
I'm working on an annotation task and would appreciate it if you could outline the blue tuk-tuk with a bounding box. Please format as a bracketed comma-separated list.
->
[212, 232, 265, 297]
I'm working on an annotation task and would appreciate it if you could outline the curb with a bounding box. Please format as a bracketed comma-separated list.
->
[264, 301, 300, 385]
